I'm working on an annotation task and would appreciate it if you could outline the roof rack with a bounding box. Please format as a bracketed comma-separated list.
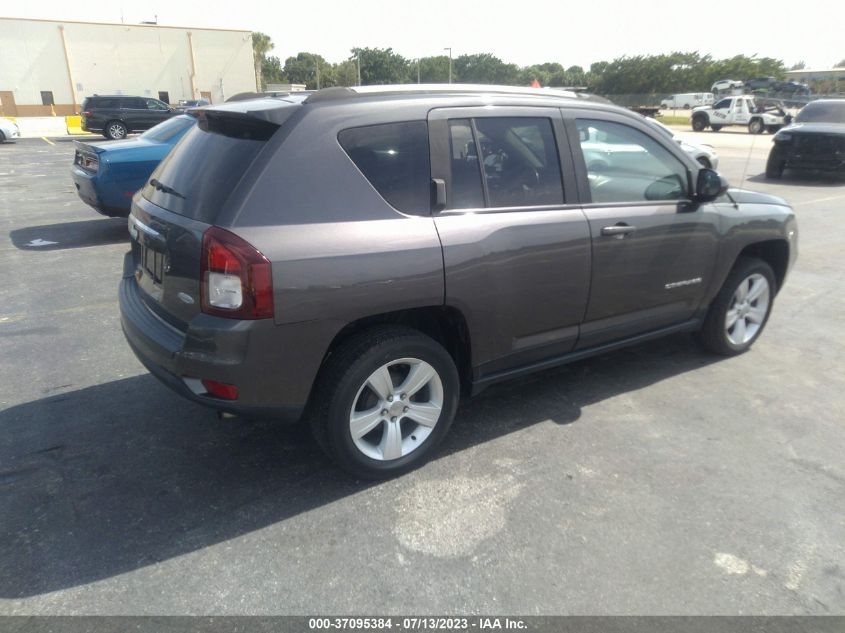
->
[304, 83, 581, 103]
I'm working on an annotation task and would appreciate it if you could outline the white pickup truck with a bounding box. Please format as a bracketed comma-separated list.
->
[691, 95, 791, 134]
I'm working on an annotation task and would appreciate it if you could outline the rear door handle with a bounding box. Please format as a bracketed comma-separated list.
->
[601, 224, 636, 237]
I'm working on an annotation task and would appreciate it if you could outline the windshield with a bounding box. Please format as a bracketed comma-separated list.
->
[140, 115, 196, 142]
[795, 101, 845, 124]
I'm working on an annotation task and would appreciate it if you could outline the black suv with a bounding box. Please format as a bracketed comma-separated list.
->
[81, 95, 178, 140]
[120, 85, 797, 478]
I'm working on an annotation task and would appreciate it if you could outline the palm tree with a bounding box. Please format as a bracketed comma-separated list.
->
[252, 32, 274, 91]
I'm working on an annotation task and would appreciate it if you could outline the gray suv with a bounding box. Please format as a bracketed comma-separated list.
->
[119, 85, 798, 478]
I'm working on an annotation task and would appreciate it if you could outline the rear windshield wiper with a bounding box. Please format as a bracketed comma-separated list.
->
[149, 178, 186, 199]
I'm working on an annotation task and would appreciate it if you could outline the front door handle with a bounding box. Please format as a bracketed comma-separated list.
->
[601, 224, 636, 237]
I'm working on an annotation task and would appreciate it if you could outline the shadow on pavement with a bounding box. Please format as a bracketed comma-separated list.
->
[9, 218, 128, 251]
[0, 333, 719, 598]
[746, 171, 845, 187]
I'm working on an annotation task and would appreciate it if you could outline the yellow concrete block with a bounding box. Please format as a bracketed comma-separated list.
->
[65, 115, 92, 135]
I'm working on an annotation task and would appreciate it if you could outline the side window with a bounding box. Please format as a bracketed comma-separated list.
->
[714, 98, 731, 109]
[447, 119, 485, 209]
[146, 98, 169, 111]
[473, 117, 564, 208]
[124, 98, 145, 109]
[576, 119, 689, 204]
[338, 121, 431, 215]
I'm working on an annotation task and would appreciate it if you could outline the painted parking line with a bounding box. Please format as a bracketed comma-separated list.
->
[795, 193, 845, 207]
[41, 136, 56, 146]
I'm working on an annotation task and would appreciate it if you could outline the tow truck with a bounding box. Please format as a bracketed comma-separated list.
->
[691, 95, 792, 134]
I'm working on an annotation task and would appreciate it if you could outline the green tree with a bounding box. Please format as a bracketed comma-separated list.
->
[251, 32, 274, 91]
[417, 56, 451, 83]
[262, 56, 283, 86]
[334, 60, 359, 87]
[454, 53, 520, 84]
[282, 52, 332, 89]
[351, 47, 412, 85]
[789, 61, 806, 70]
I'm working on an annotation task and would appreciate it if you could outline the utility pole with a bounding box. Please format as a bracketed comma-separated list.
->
[444, 47, 452, 84]
[357, 52, 362, 86]
[417, 59, 421, 84]
[315, 60, 321, 90]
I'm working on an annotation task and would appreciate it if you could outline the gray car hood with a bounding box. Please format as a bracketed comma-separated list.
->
[780, 122, 845, 135]
[718, 188, 790, 207]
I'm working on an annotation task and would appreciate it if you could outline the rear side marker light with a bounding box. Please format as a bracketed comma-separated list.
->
[200, 227, 273, 319]
[201, 379, 239, 400]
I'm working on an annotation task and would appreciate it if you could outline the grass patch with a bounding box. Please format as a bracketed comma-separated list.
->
[656, 115, 691, 126]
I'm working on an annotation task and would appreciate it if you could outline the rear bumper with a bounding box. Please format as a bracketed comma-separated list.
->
[70, 166, 130, 217]
[119, 257, 311, 421]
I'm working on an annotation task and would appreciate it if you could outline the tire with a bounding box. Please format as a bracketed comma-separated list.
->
[710, 125, 722, 132]
[765, 151, 785, 179]
[697, 156, 712, 169]
[0, 131, 5, 143]
[766, 125, 781, 134]
[692, 115, 707, 132]
[748, 118, 765, 134]
[697, 257, 776, 356]
[309, 326, 460, 479]
[683, 103, 691, 109]
[104, 120, 128, 140]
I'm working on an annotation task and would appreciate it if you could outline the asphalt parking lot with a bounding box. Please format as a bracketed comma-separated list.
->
[1, 131, 843, 615]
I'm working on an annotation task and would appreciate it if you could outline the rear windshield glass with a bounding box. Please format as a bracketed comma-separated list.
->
[796, 101, 845, 124]
[141, 112, 284, 222]
[338, 121, 431, 215]
[141, 115, 196, 142]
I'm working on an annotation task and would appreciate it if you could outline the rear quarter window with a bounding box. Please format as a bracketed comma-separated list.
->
[338, 121, 431, 215]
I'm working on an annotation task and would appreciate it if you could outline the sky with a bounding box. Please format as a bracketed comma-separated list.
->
[4, 0, 844, 70]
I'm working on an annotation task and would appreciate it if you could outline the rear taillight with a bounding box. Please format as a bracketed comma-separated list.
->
[200, 226, 273, 319]
[201, 379, 239, 400]
[82, 111, 92, 117]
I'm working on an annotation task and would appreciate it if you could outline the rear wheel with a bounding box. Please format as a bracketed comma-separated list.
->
[748, 118, 765, 134]
[309, 326, 460, 479]
[697, 257, 775, 356]
[105, 120, 127, 140]
[692, 115, 707, 132]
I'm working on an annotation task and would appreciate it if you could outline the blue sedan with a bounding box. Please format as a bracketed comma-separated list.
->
[71, 114, 196, 217]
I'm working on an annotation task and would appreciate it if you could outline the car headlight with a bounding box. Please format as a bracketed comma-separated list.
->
[774, 132, 791, 142]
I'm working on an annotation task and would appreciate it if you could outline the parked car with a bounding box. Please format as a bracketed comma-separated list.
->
[771, 81, 810, 96]
[660, 93, 714, 109]
[0, 117, 19, 143]
[745, 77, 778, 92]
[71, 114, 196, 216]
[766, 99, 845, 178]
[120, 85, 797, 478]
[80, 95, 179, 140]
[645, 118, 719, 169]
[176, 99, 210, 111]
[711, 79, 744, 95]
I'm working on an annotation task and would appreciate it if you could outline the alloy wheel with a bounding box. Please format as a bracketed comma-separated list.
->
[348, 358, 443, 461]
[725, 273, 770, 346]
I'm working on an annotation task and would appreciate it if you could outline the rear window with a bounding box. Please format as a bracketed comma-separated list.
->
[338, 121, 431, 215]
[91, 98, 119, 109]
[141, 115, 196, 142]
[142, 112, 281, 222]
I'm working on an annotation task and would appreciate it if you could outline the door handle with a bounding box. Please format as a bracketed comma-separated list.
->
[601, 224, 636, 237]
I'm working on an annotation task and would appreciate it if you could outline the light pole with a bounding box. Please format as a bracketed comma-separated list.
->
[444, 47, 452, 84]
[357, 52, 362, 86]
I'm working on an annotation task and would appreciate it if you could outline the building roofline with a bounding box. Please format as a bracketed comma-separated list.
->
[0, 15, 251, 34]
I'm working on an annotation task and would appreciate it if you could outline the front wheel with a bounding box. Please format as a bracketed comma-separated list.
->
[697, 258, 776, 356]
[765, 151, 785, 179]
[310, 326, 460, 479]
[710, 125, 722, 132]
[692, 116, 707, 132]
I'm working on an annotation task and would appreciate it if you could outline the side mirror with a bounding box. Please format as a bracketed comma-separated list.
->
[695, 168, 728, 202]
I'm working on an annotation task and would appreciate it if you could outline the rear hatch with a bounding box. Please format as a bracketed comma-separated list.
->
[127, 97, 303, 328]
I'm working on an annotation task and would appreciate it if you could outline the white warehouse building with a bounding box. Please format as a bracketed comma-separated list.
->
[0, 17, 257, 116]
